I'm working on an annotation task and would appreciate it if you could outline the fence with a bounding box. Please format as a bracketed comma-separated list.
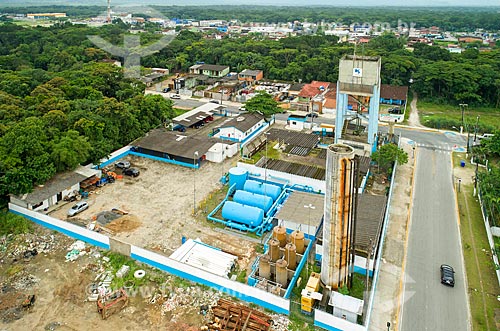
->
[8, 203, 290, 315]
[477, 188, 500, 286]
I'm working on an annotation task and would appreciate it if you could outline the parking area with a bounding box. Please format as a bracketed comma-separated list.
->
[50, 154, 255, 259]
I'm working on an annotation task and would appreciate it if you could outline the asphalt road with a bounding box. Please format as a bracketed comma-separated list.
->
[400, 129, 470, 331]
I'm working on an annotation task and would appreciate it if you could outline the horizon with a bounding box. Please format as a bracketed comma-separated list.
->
[0, 0, 499, 8]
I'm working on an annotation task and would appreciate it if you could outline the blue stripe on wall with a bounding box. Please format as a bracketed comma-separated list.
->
[129, 151, 199, 169]
[10, 210, 110, 250]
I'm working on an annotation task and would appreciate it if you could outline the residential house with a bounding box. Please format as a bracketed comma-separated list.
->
[238, 69, 264, 84]
[189, 64, 230, 78]
[296, 81, 330, 113]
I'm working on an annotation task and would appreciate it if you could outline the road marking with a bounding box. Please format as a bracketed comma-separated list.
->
[396, 144, 418, 331]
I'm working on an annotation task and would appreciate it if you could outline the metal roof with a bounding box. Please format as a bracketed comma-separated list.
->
[328, 291, 364, 314]
[355, 193, 387, 251]
[132, 128, 216, 160]
[173, 103, 223, 127]
[257, 158, 325, 180]
[239, 69, 262, 76]
[14, 171, 88, 205]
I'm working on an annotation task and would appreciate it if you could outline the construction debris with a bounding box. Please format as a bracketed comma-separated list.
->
[65, 240, 87, 262]
[206, 298, 275, 331]
[96, 288, 129, 319]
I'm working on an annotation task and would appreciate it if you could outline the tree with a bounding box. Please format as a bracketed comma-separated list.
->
[245, 91, 280, 117]
[50, 130, 91, 172]
[372, 143, 408, 172]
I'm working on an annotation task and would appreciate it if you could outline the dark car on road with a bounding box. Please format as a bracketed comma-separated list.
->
[440, 264, 455, 287]
[123, 168, 140, 177]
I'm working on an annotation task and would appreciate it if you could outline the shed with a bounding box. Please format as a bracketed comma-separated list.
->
[380, 84, 408, 106]
[328, 291, 364, 323]
[10, 165, 100, 212]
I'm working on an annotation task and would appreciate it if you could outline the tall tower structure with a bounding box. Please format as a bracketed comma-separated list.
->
[106, 0, 111, 23]
[321, 144, 357, 290]
[335, 55, 381, 152]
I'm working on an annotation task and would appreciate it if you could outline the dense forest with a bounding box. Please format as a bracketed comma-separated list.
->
[1, 5, 500, 31]
[0, 15, 499, 203]
[0, 22, 173, 203]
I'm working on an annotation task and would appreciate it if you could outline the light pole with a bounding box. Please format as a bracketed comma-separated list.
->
[459, 103, 468, 134]
[193, 151, 199, 215]
[474, 115, 480, 144]
[304, 203, 315, 279]
[387, 321, 391, 331]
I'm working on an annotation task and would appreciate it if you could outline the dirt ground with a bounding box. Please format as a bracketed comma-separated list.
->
[0, 229, 210, 331]
[2, 155, 266, 330]
[50, 155, 256, 259]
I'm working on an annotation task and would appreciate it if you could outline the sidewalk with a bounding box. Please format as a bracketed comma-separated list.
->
[369, 139, 415, 331]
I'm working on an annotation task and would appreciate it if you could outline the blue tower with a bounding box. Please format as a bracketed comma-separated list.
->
[335, 55, 381, 153]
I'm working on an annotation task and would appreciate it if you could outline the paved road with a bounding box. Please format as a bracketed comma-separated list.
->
[400, 130, 470, 331]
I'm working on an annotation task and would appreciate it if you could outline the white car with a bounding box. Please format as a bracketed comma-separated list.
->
[238, 106, 246, 111]
[170, 94, 181, 99]
[68, 201, 89, 217]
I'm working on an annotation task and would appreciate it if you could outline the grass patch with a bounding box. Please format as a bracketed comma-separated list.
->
[418, 100, 500, 132]
[247, 140, 281, 164]
[173, 107, 192, 117]
[0, 212, 33, 236]
[453, 152, 500, 331]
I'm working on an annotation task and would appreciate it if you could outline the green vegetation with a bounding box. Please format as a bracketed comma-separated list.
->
[372, 143, 409, 173]
[419, 101, 500, 132]
[0, 212, 32, 235]
[454, 174, 500, 331]
[245, 91, 280, 117]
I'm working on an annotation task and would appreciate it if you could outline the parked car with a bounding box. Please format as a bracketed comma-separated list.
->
[123, 168, 140, 177]
[209, 99, 221, 104]
[440, 264, 455, 287]
[278, 94, 287, 101]
[170, 94, 181, 99]
[115, 161, 130, 169]
[238, 106, 246, 111]
[68, 201, 89, 217]
[162, 87, 171, 93]
[306, 112, 319, 118]
[388, 106, 402, 114]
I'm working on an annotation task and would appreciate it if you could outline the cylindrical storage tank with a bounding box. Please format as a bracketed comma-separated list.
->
[228, 167, 248, 191]
[275, 259, 288, 287]
[284, 243, 297, 270]
[233, 190, 273, 213]
[269, 239, 280, 262]
[259, 254, 271, 279]
[221, 201, 263, 228]
[243, 180, 282, 201]
[290, 230, 305, 254]
[273, 225, 287, 248]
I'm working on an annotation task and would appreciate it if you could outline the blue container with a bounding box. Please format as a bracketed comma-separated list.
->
[233, 190, 273, 213]
[222, 201, 264, 228]
[460, 160, 465, 167]
[228, 167, 248, 190]
[243, 180, 282, 201]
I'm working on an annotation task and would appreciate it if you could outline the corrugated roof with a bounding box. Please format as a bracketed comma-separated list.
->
[380, 84, 408, 101]
[289, 83, 305, 92]
[239, 69, 262, 76]
[173, 103, 223, 127]
[198, 64, 229, 71]
[133, 128, 216, 160]
[274, 191, 324, 228]
[355, 193, 387, 251]
[14, 171, 88, 205]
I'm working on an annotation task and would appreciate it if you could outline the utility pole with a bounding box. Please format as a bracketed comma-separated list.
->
[474, 115, 480, 144]
[459, 103, 468, 134]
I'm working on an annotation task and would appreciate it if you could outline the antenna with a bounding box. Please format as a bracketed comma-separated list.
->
[107, 0, 111, 23]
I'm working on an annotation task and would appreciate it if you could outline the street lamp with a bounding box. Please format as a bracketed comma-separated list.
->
[193, 151, 199, 215]
[459, 103, 468, 134]
[304, 203, 315, 279]
[387, 321, 391, 331]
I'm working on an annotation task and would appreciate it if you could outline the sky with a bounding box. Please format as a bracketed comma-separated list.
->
[0, 0, 499, 6]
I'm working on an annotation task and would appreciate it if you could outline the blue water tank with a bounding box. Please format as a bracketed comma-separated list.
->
[228, 167, 248, 190]
[243, 180, 282, 201]
[233, 190, 273, 213]
[222, 201, 264, 228]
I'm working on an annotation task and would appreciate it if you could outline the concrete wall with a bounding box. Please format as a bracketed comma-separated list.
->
[8, 203, 290, 316]
[315, 309, 366, 331]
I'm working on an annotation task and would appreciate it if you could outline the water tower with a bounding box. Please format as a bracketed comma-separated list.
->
[335, 55, 381, 152]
